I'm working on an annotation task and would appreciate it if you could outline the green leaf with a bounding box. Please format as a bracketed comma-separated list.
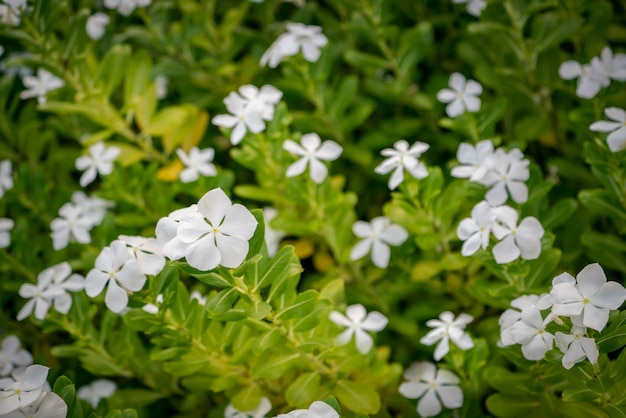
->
[276, 290, 319, 320]
[247, 209, 266, 262]
[94, 44, 131, 97]
[206, 288, 241, 315]
[124, 49, 153, 109]
[334, 380, 381, 414]
[251, 353, 300, 380]
[285, 372, 321, 407]
[343, 50, 389, 73]
[579, 190, 626, 232]
[292, 299, 332, 332]
[486, 394, 540, 417]
[524, 248, 561, 288]
[231, 383, 262, 412]
[252, 327, 284, 355]
[53, 376, 76, 418]
[597, 311, 626, 353]
[188, 271, 233, 288]
[543, 198, 578, 230]
[562, 388, 601, 402]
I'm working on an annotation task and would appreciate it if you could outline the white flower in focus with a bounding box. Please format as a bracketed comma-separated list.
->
[263, 207, 285, 257]
[589, 107, 626, 152]
[85, 240, 147, 313]
[260, 23, 328, 68]
[50, 203, 93, 250]
[481, 148, 530, 205]
[555, 324, 599, 370]
[176, 188, 258, 271]
[103, 0, 151, 16]
[224, 396, 271, 418]
[437, 73, 482, 117]
[451, 140, 495, 182]
[499, 294, 552, 347]
[491, 206, 544, 264]
[176, 147, 217, 183]
[0, 218, 14, 248]
[559, 57, 610, 99]
[374, 140, 429, 190]
[19, 69, 65, 105]
[86, 12, 110, 40]
[508, 308, 554, 360]
[329, 304, 388, 354]
[550, 263, 626, 332]
[456, 201, 496, 256]
[398, 362, 463, 418]
[75, 141, 120, 187]
[420, 311, 474, 361]
[142, 294, 163, 314]
[3, 391, 68, 418]
[0, 0, 27, 25]
[118, 235, 165, 276]
[155, 205, 198, 261]
[0, 159, 14, 199]
[77, 379, 116, 409]
[212, 91, 266, 146]
[0, 336, 32, 377]
[452, 0, 486, 16]
[283, 133, 342, 184]
[0, 364, 49, 414]
[350, 216, 408, 268]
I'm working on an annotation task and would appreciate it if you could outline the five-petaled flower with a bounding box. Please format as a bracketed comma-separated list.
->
[260, 22, 328, 68]
[507, 308, 554, 360]
[0, 335, 32, 377]
[176, 147, 217, 183]
[420, 311, 474, 361]
[19, 68, 65, 105]
[437, 73, 482, 117]
[374, 140, 429, 190]
[0, 364, 49, 414]
[555, 322, 599, 370]
[283, 133, 342, 184]
[481, 148, 530, 206]
[451, 140, 495, 182]
[77, 379, 117, 409]
[499, 294, 552, 347]
[398, 362, 463, 418]
[329, 304, 388, 354]
[350, 216, 408, 268]
[491, 206, 544, 264]
[589, 107, 626, 152]
[75, 141, 121, 187]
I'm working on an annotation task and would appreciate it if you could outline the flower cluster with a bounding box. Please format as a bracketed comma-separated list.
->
[0, 364, 67, 417]
[260, 23, 328, 68]
[559, 46, 626, 99]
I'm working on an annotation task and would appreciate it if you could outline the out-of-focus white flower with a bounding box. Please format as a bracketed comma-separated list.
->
[437, 73, 482, 117]
[420, 312, 474, 361]
[508, 308, 554, 360]
[456, 201, 496, 256]
[499, 294, 552, 347]
[329, 304, 388, 354]
[398, 362, 463, 418]
[452, 0, 486, 16]
[176, 147, 217, 183]
[71, 191, 112, 226]
[374, 140, 429, 190]
[0, 364, 49, 414]
[103, 0, 151, 16]
[0, 159, 14, 199]
[75, 141, 120, 187]
[451, 140, 495, 182]
[224, 397, 272, 418]
[85, 12, 110, 40]
[350, 216, 408, 268]
[142, 294, 163, 314]
[155, 205, 198, 261]
[237, 84, 283, 120]
[1, 390, 67, 418]
[50, 203, 93, 250]
[176, 188, 258, 271]
[589, 107, 626, 152]
[19, 69, 65, 105]
[559, 51, 612, 99]
[85, 240, 147, 313]
[0, 336, 32, 377]
[480, 148, 530, 206]
[283, 133, 342, 184]
[0, 218, 14, 248]
[0, 0, 27, 26]
[263, 207, 285, 257]
[275, 401, 339, 418]
[555, 323, 599, 370]
[491, 206, 544, 264]
[550, 263, 626, 332]
[597, 46, 626, 81]
[118, 235, 165, 276]
[190, 290, 207, 306]
[260, 23, 328, 68]
[77, 379, 117, 409]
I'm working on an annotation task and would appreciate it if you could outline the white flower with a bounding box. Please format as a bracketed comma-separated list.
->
[0, 0, 26, 25]
[374, 140, 429, 190]
[491, 206, 544, 264]
[589, 107, 626, 152]
[1, 391, 67, 418]
[16, 265, 75, 321]
[0, 336, 32, 377]
[71, 191, 112, 227]
[77, 379, 116, 409]
[508, 308, 554, 360]
[329, 304, 388, 354]
[142, 294, 163, 314]
[155, 75, 168, 100]
[601, 46, 626, 81]
[85, 12, 110, 40]
[275, 401, 339, 418]
[437, 73, 482, 118]
[480, 148, 530, 205]
[263, 207, 285, 257]
[555, 324, 599, 370]
[190, 290, 207, 306]
[155, 205, 198, 261]
[19, 68, 65, 105]
[398, 362, 463, 418]
[236, 84, 283, 120]
[456, 201, 496, 256]
[50, 203, 93, 250]
[550, 263, 626, 332]
[0, 159, 14, 199]
[0, 218, 14, 248]
[499, 294, 552, 347]
[103, 0, 151, 16]
[224, 396, 271, 418]
[559, 57, 610, 99]
[40, 262, 84, 316]
[176, 188, 258, 271]
[260, 23, 328, 68]
[118, 235, 165, 276]
[212, 91, 266, 146]
[452, 0, 486, 16]
[75, 141, 120, 187]
[0, 364, 49, 414]
[420, 311, 474, 361]
[350, 216, 408, 268]
[451, 140, 495, 182]
[176, 147, 217, 183]
[283, 134, 342, 184]
[85, 240, 147, 313]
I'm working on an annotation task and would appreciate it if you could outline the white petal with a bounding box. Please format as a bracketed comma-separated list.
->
[417, 389, 442, 418]
[104, 280, 128, 313]
[361, 312, 388, 332]
[354, 329, 374, 354]
[582, 304, 610, 332]
[219, 204, 257, 239]
[576, 263, 607, 299]
[308, 158, 328, 183]
[345, 304, 367, 322]
[559, 61, 582, 79]
[315, 141, 343, 160]
[371, 239, 390, 268]
[215, 234, 249, 268]
[437, 385, 463, 409]
[185, 237, 221, 271]
[350, 239, 372, 261]
[433, 338, 450, 361]
[398, 381, 429, 399]
[197, 188, 231, 227]
[285, 158, 308, 178]
[590, 282, 626, 310]
[492, 235, 520, 264]
[379, 224, 408, 245]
